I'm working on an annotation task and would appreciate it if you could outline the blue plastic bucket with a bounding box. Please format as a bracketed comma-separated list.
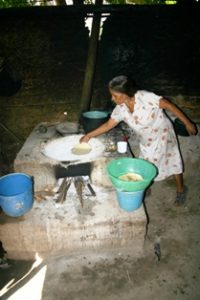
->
[0, 173, 33, 217]
[116, 189, 145, 212]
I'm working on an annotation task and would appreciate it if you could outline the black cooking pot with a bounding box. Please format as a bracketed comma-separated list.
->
[174, 118, 189, 137]
[81, 110, 109, 133]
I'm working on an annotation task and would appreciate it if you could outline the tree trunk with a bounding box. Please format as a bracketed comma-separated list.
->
[79, 0, 103, 113]
[55, 0, 67, 5]
[73, 0, 84, 4]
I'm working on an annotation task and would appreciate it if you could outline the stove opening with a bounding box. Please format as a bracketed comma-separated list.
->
[54, 162, 92, 179]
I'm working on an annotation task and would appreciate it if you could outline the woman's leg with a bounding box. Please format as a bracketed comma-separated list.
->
[174, 173, 184, 193]
[174, 173, 187, 205]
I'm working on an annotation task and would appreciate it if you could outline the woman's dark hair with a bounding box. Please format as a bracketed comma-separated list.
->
[108, 75, 138, 97]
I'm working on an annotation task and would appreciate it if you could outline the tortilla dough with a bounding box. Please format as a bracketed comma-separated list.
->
[119, 172, 143, 182]
[71, 142, 92, 155]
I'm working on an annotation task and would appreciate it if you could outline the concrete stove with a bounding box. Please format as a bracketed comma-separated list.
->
[0, 123, 147, 260]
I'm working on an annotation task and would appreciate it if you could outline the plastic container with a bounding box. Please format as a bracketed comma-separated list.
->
[116, 189, 145, 212]
[0, 173, 33, 217]
[81, 110, 109, 133]
[117, 141, 127, 153]
[107, 157, 157, 192]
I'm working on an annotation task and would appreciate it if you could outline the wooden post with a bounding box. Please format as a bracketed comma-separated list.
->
[79, 0, 103, 113]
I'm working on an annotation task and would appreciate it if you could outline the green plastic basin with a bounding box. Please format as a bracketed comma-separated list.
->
[107, 157, 157, 192]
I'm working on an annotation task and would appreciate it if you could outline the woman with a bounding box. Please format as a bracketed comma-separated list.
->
[80, 75, 197, 205]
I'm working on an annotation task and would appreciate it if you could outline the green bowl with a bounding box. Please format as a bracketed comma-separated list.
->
[107, 157, 157, 192]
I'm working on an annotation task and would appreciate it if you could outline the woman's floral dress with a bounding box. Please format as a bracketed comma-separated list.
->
[111, 90, 183, 181]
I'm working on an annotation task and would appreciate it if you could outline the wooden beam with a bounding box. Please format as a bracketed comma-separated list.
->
[79, 0, 103, 113]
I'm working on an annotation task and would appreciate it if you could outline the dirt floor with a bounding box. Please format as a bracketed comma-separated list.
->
[0, 133, 200, 300]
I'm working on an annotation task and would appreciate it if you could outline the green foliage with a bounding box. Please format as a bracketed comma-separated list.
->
[0, 0, 37, 8]
[144, 0, 167, 3]
[106, 0, 126, 3]
[83, 0, 176, 3]
[0, 0, 180, 8]
[84, 0, 176, 3]
[106, 0, 173, 3]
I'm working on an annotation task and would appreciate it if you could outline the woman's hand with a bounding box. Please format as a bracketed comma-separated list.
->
[80, 134, 91, 143]
[186, 122, 198, 135]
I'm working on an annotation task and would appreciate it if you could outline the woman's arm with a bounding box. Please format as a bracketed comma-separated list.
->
[159, 98, 197, 135]
[80, 118, 118, 143]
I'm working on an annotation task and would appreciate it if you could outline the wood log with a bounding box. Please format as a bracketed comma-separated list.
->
[56, 178, 72, 203]
[79, 0, 103, 112]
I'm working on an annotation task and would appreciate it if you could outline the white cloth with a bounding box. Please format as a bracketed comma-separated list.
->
[111, 90, 183, 181]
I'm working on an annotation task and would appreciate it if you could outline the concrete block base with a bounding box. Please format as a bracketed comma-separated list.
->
[0, 185, 147, 260]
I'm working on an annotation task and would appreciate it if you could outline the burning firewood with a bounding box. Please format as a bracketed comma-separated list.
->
[74, 177, 84, 208]
[56, 177, 72, 203]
